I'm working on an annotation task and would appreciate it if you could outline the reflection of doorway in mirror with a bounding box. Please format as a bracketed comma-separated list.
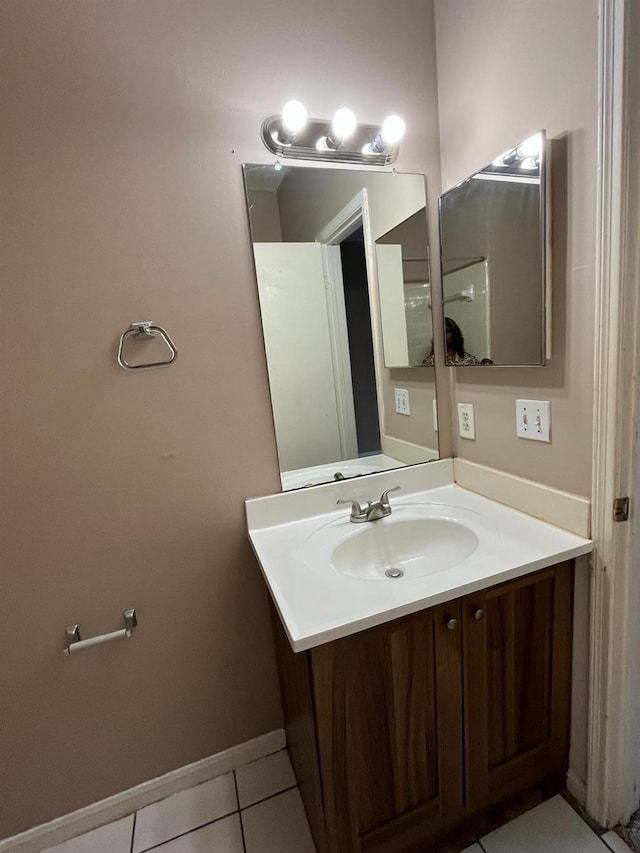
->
[442, 259, 490, 362]
[339, 228, 381, 456]
[243, 163, 439, 489]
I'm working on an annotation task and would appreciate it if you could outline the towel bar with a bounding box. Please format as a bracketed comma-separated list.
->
[63, 608, 137, 656]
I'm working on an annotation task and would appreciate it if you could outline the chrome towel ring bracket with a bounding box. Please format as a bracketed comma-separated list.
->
[117, 321, 177, 370]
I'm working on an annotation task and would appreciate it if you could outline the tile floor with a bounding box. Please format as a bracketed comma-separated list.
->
[41, 750, 633, 853]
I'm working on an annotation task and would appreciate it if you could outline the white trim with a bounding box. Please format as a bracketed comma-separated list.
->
[360, 190, 389, 439]
[453, 458, 591, 538]
[588, 0, 640, 828]
[380, 434, 439, 465]
[0, 729, 286, 853]
[315, 190, 388, 445]
[315, 193, 364, 244]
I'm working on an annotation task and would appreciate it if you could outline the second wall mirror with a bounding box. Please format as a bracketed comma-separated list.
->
[437, 131, 550, 366]
[243, 164, 438, 490]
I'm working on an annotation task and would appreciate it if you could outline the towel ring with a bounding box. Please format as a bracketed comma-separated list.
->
[117, 322, 178, 370]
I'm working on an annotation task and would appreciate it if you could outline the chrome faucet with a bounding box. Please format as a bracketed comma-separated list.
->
[337, 486, 401, 523]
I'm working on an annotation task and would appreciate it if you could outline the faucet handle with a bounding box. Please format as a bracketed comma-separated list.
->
[379, 485, 401, 510]
[337, 498, 367, 521]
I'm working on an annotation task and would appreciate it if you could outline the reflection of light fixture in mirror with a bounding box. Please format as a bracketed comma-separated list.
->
[363, 115, 406, 155]
[261, 105, 403, 165]
[485, 131, 543, 177]
[317, 108, 357, 150]
[517, 133, 542, 158]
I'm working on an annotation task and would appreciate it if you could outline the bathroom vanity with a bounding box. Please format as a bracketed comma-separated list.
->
[273, 560, 572, 852]
[246, 461, 592, 852]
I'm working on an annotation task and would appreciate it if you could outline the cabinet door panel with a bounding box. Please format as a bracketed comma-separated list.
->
[464, 563, 573, 807]
[487, 575, 553, 767]
[312, 604, 463, 851]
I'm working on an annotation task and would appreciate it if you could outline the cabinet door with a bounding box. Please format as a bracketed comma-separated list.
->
[310, 603, 463, 852]
[463, 562, 574, 807]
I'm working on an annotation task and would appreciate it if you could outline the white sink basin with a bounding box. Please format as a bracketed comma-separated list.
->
[246, 471, 593, 651]
[302, 504, 489, 581]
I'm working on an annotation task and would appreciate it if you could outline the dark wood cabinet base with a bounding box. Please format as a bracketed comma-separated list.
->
[272, 561, 574, 853]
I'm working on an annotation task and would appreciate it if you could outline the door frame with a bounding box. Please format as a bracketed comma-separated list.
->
[315, 189, 388, 451]
[588, 0, 640, 827]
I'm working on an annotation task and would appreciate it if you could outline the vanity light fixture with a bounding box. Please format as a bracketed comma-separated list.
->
[317, 108, 358, 150]
[362, 114, 406, 155]
[261, 103, 404, 165]
[268, 99, 308, 146]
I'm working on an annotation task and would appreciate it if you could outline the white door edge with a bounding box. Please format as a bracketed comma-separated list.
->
[588, 0, 640, 827]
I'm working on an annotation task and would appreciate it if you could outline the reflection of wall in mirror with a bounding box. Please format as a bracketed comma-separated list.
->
[276, 170, 426, 245]
[441, 179, 541, 364]
[247, 189, 282, 242]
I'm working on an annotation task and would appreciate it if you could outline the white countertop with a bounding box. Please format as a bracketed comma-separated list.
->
[247, 471, 593, 652]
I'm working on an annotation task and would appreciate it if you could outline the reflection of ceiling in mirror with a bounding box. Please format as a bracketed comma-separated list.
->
[244, 164, 287, 191]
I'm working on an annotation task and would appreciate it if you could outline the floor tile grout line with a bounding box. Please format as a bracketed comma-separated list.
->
[240, 783, 299, 813]
[129, 811, 137, 853]
[232, 770, 247, 853]
[133, 807, 240, 853]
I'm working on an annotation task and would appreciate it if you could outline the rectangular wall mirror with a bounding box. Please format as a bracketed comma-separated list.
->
[437, 131, 549, 366]
[243, 164, 438, 490]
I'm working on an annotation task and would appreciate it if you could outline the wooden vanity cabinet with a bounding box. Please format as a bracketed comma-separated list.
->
[273, 560, 574, 853]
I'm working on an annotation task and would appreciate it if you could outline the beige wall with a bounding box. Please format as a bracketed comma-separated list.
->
[0, 0, 441, 839]
[434, 0, 598, 497]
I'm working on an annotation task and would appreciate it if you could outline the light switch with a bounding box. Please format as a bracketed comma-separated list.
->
[394, 388, 410, 415]
[457, 403, 475, 440]
[516, 399, 551, 442]
[432, 399, 438, 432]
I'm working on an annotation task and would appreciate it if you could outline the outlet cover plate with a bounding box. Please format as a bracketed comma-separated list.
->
[457, 403, 475, 440]
[516, 399, 551, 442]
[394, 388, 410, 416]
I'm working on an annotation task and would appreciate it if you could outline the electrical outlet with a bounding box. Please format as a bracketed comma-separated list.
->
[394, 388, 410, 415]
[516, 399, 551, 442]
[457, 403, 475, 440]
[432, 399, 438, 432]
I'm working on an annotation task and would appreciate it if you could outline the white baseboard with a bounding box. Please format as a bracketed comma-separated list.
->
[0, 728, 286, 853]
[567, 768, 588, 806]
[380, 434, 439, 465]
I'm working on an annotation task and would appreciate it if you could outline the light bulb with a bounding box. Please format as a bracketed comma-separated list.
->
[516, 133, 541, 159]
[331, 108, 357, 141]
[281, 100, 307, 134]
[380, 115, 405, 145]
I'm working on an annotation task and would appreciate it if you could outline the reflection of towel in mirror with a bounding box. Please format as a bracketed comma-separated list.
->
[422, 352, 480, 365]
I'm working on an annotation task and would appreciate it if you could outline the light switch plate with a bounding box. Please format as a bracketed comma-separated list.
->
[457, 403, 475, 440]
[516, 399, 551, 442]
[394, 388, 410, 415]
